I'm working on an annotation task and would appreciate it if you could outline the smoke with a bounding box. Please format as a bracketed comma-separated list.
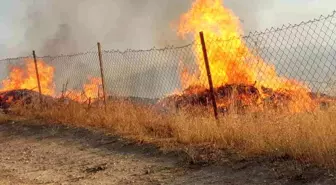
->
[4, 0, 334, 97]
[6, 0, 336, 56]
[13, 0, 195, 96]
[18, 0, 279, 56]
[224, 0, 274, 33]
[1, 0, 280, 97]
[19, 0, 191, 56]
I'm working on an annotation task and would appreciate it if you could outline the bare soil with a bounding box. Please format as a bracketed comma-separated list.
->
[0, 120, 335, 185]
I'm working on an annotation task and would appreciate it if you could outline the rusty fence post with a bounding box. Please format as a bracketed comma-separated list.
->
[32, 50, 43, 105]
[97, 42, 107, 111]
[88, 97, 92, 110]
[199, 32, 218, 120]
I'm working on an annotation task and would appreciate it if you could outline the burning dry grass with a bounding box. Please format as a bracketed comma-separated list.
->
[0, 0, 334, 170]
[8, 97, 336, 167]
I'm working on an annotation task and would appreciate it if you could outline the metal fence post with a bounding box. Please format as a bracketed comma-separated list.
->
[97, 42, 107, 111]
[32, 50, 43, 104]
[199, 32, 218, 119]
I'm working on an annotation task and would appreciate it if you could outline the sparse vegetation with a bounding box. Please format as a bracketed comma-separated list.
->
[8, 97, 336, 168]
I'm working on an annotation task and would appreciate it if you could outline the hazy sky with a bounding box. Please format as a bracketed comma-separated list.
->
[0, 0, 335, 58]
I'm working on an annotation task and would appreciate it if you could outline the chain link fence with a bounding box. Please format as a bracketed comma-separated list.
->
[0, 11, 335, 113]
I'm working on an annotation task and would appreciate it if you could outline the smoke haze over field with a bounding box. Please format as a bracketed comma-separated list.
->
[0, 0, 335, 97]
[0, 0, 335, 57]
[2, 0, 277, 96]
[16, 0, 274, 56]
[18, 0, 192, 56]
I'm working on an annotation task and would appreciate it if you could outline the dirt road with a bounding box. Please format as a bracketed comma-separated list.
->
[0, 120, 335, 185]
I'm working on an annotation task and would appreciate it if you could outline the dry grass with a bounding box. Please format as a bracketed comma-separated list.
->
[0, 112, 10, 124]
[8, 98, 336, 167]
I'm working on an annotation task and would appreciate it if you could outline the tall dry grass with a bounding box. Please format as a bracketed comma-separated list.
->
[0, 112, 10, 124]
[9, 98, 336, 167]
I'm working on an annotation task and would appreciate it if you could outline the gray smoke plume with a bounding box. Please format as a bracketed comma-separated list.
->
[15, 0, 196, 96]
[1, 0, 279, 97]
[20, 0, 191, 56]
[19, 0, 277, 56]
[6, 0, 333, 97]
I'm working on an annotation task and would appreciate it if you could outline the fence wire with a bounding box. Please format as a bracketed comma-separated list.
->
[0, 11, 335, 112]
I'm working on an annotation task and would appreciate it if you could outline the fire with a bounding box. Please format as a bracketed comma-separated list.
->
[0, 58, 55, 96]
[176, 0, 316, 112]
[64, 77, 103, 103]
[0, 58, 103, 104]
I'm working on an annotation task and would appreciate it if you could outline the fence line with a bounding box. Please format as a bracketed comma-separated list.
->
[0, 10, 335, 114]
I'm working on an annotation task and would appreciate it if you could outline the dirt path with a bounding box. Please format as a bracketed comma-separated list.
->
[0, 120, 335, 185]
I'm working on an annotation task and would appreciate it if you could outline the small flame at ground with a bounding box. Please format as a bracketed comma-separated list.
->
[65, 77, 103, 103]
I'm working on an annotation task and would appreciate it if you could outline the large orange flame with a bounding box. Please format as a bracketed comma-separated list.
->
[177, 0, 316, 112]
[0, 58, 55, 96]
[0, 59, 102, 104]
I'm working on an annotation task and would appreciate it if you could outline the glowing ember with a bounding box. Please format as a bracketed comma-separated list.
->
[176, 0, 316, 112]
[0, 58, 55, 96]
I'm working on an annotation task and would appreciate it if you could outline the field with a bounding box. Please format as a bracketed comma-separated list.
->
[1, 0, 336, 184]
[0, 96, 336, 184]
[10, 98, 336, 166]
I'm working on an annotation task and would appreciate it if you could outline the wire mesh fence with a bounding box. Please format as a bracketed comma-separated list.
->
[0, 11, 335, 115]
[39, 52, 101, 97]
[243, 12, 336, 96]
[102, 45, 194, 99]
